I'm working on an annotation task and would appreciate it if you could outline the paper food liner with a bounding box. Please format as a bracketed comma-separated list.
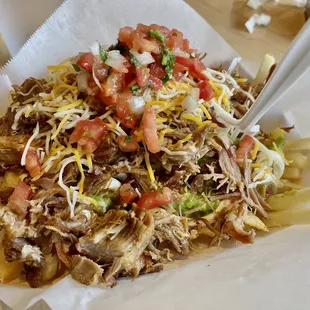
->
[0, 0, 310, 309]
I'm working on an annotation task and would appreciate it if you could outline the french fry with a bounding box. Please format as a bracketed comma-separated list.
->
[285, 152, 308, 169]
[264, 208, 310, 228]
[284, 138, 310, 152]
[282, 167, 301, 180]
[267, 187, 310, 211]
[41, 254, 59, 282]
[0, 243, 23, 283]
[280, 179, 305, 192]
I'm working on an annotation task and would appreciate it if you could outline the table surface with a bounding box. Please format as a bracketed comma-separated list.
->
[0, 0, 306, 69]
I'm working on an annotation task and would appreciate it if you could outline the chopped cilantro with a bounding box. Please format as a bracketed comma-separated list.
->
[148, 29, 166, 43]
[159, 47, 176, 82]
[72, 64, 81, 72]
[129, 53, 142, 68]
[125, 135, 132, 143]
[99, 45, 107, 62]
[130, 84, 140, 94]
[161, 75, 170, 83]
[108, 40, 129, 54]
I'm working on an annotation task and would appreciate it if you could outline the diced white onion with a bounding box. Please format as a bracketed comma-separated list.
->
[89, 41, 100, 56]
[173, 48, 190, 58]
[129, 96, 145, 115]
[189, 88, 200, 100]
[181, 95, 199, 112]
[106, 50, 128, 73]
[129, 49, 155, 65]
[77, 70, 91, 92]
[114, 173, 128, 181]
[105, 178, 121, 191]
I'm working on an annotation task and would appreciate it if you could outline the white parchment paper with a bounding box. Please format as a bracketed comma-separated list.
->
[0, 0, 310, 309]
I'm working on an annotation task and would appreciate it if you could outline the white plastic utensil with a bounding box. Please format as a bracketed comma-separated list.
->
[230, 19, 310, 138]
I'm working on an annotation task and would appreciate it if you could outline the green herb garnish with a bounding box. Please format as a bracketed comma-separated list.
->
[72, 64, 81, 72]
[125, 136, 132, 143]
[99, 45, 107, 62]
[129, 53, 142, 68]
[159, 47, 176, 82]
[148, 30, 166, 43]
[161, 75, 170, 83]
[130, 84, 140, 94]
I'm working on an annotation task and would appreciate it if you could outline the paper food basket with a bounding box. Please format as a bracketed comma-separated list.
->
[0, 0, 310, 309]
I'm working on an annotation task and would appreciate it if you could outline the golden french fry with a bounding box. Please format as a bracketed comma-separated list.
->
[0, 246, 23, 283]
[252, 53, 275, 86]
[284, 138, 310, 152]
[279, 179, 305, 192]
[267, 187, 310, 211]
[244, 213, 269, 232]
[264, 208, 310, 228]
[285, 152, 308, 169]
[42, 254, 59, 282]
[282, 167, 301, 180]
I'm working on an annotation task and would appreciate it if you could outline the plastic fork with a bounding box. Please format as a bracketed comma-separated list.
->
[229, 19, 310, 139]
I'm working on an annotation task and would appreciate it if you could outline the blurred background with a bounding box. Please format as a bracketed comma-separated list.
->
[0, 0, 309, 71]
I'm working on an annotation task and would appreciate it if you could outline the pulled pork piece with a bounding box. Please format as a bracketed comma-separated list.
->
[123, 253, 163, 278]
[223, 203, 255, 244]
[84, 170, 112, 195]
[71, 255, 104, 285]
[25, 265, 42, 288]
[151, 207, 191, 255]
[77, 206, 154, 287]
[132, 169, 155, 192]
[0, 187, 14, 204]
[0, 109, 14, 136]
[163, 170, 188, 191]
[11, 78, 50, 105]
[0, 135, 31, 165]
[93, 132, 121, 165]
[3, 236, 43, 267]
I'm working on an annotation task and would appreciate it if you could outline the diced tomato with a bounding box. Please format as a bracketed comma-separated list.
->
[148, 24, 171, 37]
[97, 92, 118, 106]
[8, 181, 32, 219]
[235, 135, 255, 162]
[93, 62, 109, 83]
[69, 118, 107, 153]
[176, 56, 208, 81]
[173, 63, 187, 81]
[198, 81, 214, 101]
[117, 135, 139, 152]
[136, 23, 149, 34]
[136, 67, 150, 87]
[137, 187, 173, 209]
[149, 75, 162, 91]
[119, 183, 138, 204]
[141, 106, 160, 153]
[116, 101, 139, 129]
[76, 52, 94, 72]
[119, 26, 135, 48]
[102, 71, 124, 97]
[166, 29, 184, 50]
[25, 149, 42, 178]
[133, 37, 159, 54]
[149, 62, 166, 79]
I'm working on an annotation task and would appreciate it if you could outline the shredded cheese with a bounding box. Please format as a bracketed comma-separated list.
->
[251, 142, 260, 160]
[144, 151, 155, 183]
[159, 128, 174, 143]
[168, 134, 192, 149]
[73, 150, 85, 194]
[21, 123, 40, 166]
[51, 114, 70, 140]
